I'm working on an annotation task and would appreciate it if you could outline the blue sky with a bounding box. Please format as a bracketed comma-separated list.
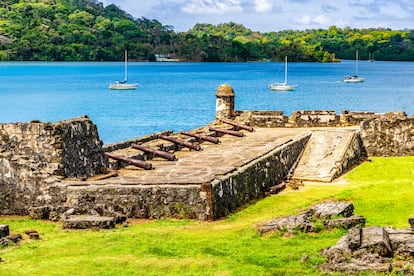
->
[101, 0, 414, 32]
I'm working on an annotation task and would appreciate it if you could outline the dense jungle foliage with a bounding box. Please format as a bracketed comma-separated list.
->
[1, 0, 414, 62]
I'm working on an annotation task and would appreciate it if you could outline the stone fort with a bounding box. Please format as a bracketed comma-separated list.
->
[0, 84, 413, 221]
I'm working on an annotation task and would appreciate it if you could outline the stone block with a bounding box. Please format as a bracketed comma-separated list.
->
[408, 217, 414, 230]
[358, 227, 392, 257]
[0, 224, 9, 238]
[62, 215, 115, 229]
[28, 206, 50, 219]
[311, 201, 354, 219]
[257, 210, 314, 234]
[324, 214, 366, 229]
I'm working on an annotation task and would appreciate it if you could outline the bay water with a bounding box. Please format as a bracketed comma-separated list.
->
[0, 60, 413, 144]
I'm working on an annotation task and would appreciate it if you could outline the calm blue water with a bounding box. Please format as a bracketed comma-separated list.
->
[0, 61, 413, 144]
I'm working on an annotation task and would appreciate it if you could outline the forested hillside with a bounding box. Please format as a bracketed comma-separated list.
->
[0, 0, 413, 62]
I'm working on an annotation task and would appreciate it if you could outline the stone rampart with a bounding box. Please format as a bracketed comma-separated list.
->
[65, 184, 208, 220]
[209, 133, 311, 219]
[292, 110, 340, 127]
[236, 110, 289, 127]
[340, 110, 380, 126]
[235, 109, 413, 157]
[360, 114, 414, 156]
[0, 108, 413, 220]
[333, 131, 367, 179]
[0, 116, 107, 215]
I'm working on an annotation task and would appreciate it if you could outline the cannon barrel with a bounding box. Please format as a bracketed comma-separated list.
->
[221, 119, 254, 132]
[105, 152, 152, 170]
[158, 134, 201, 151]
[209, 127, 244, 137]
[131, 143, 176, 161]
[181, 131, 220, 144]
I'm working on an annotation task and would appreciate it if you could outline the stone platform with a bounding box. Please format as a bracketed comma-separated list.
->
[60, 126, 364, 220]
[62, 128, 312, 220]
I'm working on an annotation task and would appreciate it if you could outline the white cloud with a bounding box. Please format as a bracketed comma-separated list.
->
[254, 0, 273, 13]
[297, 15, 312, 25]
[182, 0, 243, 14]
[295, 14, 329, 26]
[313, 14, 330, 25]
[379, 2, 410, 19]
[100, 0, 414, 32]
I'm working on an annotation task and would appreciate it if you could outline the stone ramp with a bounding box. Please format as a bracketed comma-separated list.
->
[291, 128, 360, 182]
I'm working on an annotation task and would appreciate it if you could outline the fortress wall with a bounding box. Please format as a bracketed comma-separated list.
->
[236, 110, 289, 127]
[333, 131, 368, 179]
[291, 110, 340, 127]
[360, 115, 414, 156]
[0, 116, 107, 215]
[209, 133, 311, 219]
[61, 133, 312, 221]
[58, 116, 108, 178]
[1, 109, 412, 220]
[64, 184, 208, 220]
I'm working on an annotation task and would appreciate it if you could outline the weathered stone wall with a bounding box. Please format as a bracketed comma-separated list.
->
[340, 110, 380, 126]
[291, 110, 340, 127]
[0, 116, 107, 215]
[333, 131, 367, 179]
[65, 184, 209, 220]
[360, 114, 414, 156]
[236, 111, 289, 127]
[58, 116, 108, 178]
[209, 133, 311, 219]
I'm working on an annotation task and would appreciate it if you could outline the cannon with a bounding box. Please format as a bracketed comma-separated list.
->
[209, 127, 244, 137]
[181, 131, 220, 144]
[158, 134, 201, 151]
[221, 119, 254, 132]
[131, 143, 176, 161]
[105, 152, 152, 170]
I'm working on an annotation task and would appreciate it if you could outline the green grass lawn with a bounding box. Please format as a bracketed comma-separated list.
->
[1, 156, 414, 275]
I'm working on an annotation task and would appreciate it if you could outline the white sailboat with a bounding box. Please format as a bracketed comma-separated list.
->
[109, 50, 138, 90]
[344, 50, 365, 83]
[269, 56, 298, 91]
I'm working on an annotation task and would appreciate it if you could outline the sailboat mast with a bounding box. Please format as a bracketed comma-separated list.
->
[355, 50, 359, 76]
[284, 56, 288, 84]
[124, 50, 128, 82]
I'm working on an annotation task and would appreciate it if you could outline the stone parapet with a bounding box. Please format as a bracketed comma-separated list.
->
[360, 115, 414, 156]
[291, 110, 339, 127]
[0, 116, 107, 215]
[236, 110, 288, 127]
[209, 133, 311, 219]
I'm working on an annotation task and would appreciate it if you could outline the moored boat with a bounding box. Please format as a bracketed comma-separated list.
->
[109, 50, 138, 90]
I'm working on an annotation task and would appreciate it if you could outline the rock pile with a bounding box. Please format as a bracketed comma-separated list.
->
[320, 224, 414, 274]
[257, 201, 414, 274]
[0, 224, 39, 247]
[257, 201, 365, 234]
[29, 205, 126, 228]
